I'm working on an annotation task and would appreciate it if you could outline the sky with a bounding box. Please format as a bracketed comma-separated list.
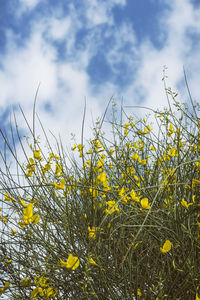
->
[0, 0, 200, 160]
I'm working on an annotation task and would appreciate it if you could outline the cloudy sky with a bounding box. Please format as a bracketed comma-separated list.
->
[0, 0, 200, 156]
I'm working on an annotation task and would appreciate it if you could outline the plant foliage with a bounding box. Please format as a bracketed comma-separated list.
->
[0, 76, 200, 299]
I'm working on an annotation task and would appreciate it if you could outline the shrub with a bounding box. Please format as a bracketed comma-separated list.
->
[0, 76, 200, 299]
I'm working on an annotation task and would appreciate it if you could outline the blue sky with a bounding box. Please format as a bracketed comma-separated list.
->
[0, 0, 200, 155]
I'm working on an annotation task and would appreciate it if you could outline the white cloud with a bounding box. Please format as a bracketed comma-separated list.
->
[84, 0, 126, 27]
[122, 0, 200, 118]
[105, 21, 138, 82]
[18, 0, 40, 9]
[0, 30, 57, 109]
[0, 12, 103, 151]
[46, 17, 71, 41]
[16, 0, 41, 17]
[1, 0, 200, 166]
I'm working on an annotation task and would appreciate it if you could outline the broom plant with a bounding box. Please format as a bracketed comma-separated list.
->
[0, 73, 200, 299]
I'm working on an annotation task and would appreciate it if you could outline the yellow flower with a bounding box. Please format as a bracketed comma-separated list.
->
[89, 188, 98, 198]
[21, 203, 40, 225]
[29, 157, 35, 165]
[33, 150, 42, 160]
[124, 129, 128, 135]
[119, 186, 129, 204]
[132, 152, 139, 160]
[45, 287, 57, 297]
[105, 201, 119, 214]
[168, 148, 177, 157]
[53, 178, 66, 190]
[137, 288, 142, 296]
[141, 198, 150, 209]
[95, 140, 102, 148]
[160, 240, 172, 253]
[38, 276, 48, 288]
[130, 190, 140, 202]
[31, 287, 42, 298]
[196, 287, 200, 300]
[4, 281, 10, 289]
[89, 258, 98, 266]
[23, 203, 33, 223]
[88, 226, 99, 239]
[181, 199, 193, 209]
[192, 179, 200, 185]
[5, 192, 15, 202]
[11, 228, 17, 235]
[139, 159, 147, 165]
[21, 199, 27, 207]
[134, 175, 140, 182]
[133, 241, 142, 250]
[167, 123, 175, 136]
[43, 163, 51, 173]
[87, 159, 91, 166]
[54, 154, 60, 160]
[109, 148, 114, 155]
[3, 217, 8, 224]
[97, 159, 104, 168]
[55, 164, 62, 176]
[25, 170, 33, 177]
[77, 144, 83, 151]
[60, 254, 80, 270]
[97, 172, 107, 183]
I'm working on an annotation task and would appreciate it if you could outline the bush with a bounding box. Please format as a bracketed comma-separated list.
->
[0, 76, 200, 299]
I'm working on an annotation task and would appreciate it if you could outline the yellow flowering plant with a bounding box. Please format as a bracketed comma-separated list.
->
[60, 254, 80, 270]
[0, 73, 199, 298]
[160, 240, 172, 253]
